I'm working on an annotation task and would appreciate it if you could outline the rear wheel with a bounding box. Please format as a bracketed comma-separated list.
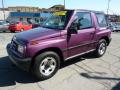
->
[94, 39, 107, 57]
[33, 51, 60, 80]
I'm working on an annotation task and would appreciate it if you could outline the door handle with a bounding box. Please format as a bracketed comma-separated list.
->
[90, 32, 95, 35]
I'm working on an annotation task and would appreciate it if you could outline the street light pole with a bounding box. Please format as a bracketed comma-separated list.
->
[64, 0, 65, 9]
[107, 0, 111, 15]
[2, 0, 5, 20]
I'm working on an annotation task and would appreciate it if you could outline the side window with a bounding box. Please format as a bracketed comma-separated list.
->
[96, 13, 107, 27]
[76, 12, 93, 30]
[23, 22, 29, 25]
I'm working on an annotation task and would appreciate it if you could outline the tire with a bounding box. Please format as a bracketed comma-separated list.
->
[94, 39, 107, 57]
[2, 30, 5, 33]
[33, 51, 60, 80]
[10, 30, 15, 33]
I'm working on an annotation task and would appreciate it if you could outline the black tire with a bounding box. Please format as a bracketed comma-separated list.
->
[10, 30, 15, 33]
[94, 39, 107, 57]
[2, 30, 5, 33]
[33, 51, 60, 80]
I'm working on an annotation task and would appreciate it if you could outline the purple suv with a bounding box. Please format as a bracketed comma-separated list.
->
[7, 10, 111, 80]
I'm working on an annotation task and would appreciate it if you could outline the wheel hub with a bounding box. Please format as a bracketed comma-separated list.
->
[99, 43, 106, 55]
[39, 57, 56, 76]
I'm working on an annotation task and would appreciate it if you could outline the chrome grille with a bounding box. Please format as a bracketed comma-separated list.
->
[10, 40, 18, 51]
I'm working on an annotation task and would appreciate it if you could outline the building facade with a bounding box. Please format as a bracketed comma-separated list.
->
[0, 10, 10, 20]
[0, 5, 64, 22]
[106, 14, 120, 22]
[9, 12, 40, 22]
[8, 6, 41, 12]
[8, 12, 52, 23]
[49, 5, 65, 11]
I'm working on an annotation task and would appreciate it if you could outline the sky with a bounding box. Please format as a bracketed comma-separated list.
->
[0, 0, 119, 14]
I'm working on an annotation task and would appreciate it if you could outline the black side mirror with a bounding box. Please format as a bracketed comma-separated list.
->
[68, 22, 78, 35]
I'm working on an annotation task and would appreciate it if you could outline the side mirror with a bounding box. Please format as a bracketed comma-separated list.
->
[68, 22, 78, 35]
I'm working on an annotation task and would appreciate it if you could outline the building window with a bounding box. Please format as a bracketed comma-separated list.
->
[27, 18, 32, 24]
[17, 10, 21, 12]
[35, 18, 39, 23]
[20, 18, 23, 21]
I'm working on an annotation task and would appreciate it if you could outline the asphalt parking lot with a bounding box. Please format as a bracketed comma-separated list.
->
[0, 32, 120, 90]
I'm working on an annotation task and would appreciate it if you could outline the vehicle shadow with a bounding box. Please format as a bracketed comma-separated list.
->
[112, 82, 120, 90]
[80, 72, 120, 80]
[0, 56, 38, 87]
[80, 72, 120, 90]
[61, 52, 97, 68]
[0, 53, 97, 87]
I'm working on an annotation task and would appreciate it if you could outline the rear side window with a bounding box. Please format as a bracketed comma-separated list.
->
[22, 22, 29, 25]
[10, 21, 19, 24]
[96, 13, 107, 27]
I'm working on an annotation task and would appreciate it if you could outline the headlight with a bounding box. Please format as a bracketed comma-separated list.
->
[18, 45, 24, 53]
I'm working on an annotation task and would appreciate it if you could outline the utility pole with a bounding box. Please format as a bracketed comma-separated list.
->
[2, 0, 5, 20]
[107, 0, 111, 15]
[64, 0, 65, 9]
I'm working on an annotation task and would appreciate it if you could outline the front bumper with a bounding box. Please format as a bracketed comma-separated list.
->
[7, 44, 32, 72]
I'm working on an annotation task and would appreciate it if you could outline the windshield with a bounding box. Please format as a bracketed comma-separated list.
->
[42, 10, 73, 30]
[10, 21, 19, 25]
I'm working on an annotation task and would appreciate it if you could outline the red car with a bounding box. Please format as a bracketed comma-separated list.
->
[9, 21, 32, 33]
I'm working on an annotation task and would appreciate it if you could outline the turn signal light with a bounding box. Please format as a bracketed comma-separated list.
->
[30, 40, 38, 45]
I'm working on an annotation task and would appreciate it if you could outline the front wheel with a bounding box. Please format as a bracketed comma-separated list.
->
[33, 51, 60, 80]
[94, 39, 107, 57]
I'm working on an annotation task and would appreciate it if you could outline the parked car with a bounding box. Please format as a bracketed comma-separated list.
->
[0, 21, 9, 32]
[31, 19, 47, 28]
[9, 21, 32, 33]
[32, 22, 44, 28]
[7, 10, 111, 80]
[109, 22, 120, 32]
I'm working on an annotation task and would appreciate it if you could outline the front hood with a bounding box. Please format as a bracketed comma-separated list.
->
[15, 27, 61, 42]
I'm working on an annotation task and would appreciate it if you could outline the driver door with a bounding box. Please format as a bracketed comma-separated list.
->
[67, 12, 95, 58]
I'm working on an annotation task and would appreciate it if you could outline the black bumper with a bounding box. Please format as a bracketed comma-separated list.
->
[7, 44, 32, 72]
